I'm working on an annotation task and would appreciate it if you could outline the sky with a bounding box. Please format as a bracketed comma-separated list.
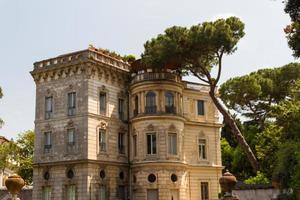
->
[0, 0, 296, 139]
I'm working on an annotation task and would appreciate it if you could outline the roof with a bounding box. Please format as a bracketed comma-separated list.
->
[0, 136, 9, 144]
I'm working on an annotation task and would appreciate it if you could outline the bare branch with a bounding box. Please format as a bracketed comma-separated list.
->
[190, 70, 210, 84]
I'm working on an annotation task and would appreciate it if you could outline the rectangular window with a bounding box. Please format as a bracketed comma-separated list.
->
[133, 135, 137, 157]
[42, 186, 52, 200]
[68, 92, 76, 116]
[118, 98, 124, 120]
[67, 128, 75, 145]
[44, 131, 51, 152]
[118, 132, 125, 154]
[66, 185, 76, 200]
[168, 133, 177, 155]
[99, 129, 106, 152]
[45, 96, 53, 119]
[147, 133, 157, 155]
[198, 139, 207, 160]
[117, 186, 125, 200]
[197, 100, 205, 115]
[98, 186, 106, 200]
[147, 189, 158, 200]
[99, 92, 107, 115]
[201, 182, 209, 200]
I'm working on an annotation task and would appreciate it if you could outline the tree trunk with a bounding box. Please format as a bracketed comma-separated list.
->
[209, 90, 259, 173]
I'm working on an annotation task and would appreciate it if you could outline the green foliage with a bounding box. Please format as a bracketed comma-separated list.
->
[244, 171, 270, 185]
[284, 0, 300, 57]
[255, 124, 283, 179]
[0, 86, 3, 128]
[220, 63, 300, 193]
[122, 54, 136, 63]
[284, 0, 300, 22]
[0, 140, 17, 173]
[272, 142, 300, 189]
[142, 17, 245, 83]
[220, 63, 300, 124]
[15, 130, 35, 185]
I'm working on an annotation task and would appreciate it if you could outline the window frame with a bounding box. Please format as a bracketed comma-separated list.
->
[118, 132, 125, 154]
[118, 98, 125, 121]
[99, 92, 107, 116]
[45, 96, 53, 119]
[165, 91, 175, 113]
[146, 132, 157, 155]
[145, 91, 157, 114]
[167, 132, 178, 155]
[44, 131, 52, 153]
[132, 135, 137, 157]
[42, 186, 52, 200]
[98, 129, 107, 153]
[197, 100, 205, 116]
[67, 92, 76, 116]
[67, 128, 76, 146]
[198, 138, 207, 160]
[200, 182, 209, 200]
[65, 184, 76, 200]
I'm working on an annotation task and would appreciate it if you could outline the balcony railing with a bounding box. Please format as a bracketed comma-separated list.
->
[131, 72, 181, 84]
[133, 109, 138, 117]
[145, 106, 157, 114]
[165, 106, 176, 114]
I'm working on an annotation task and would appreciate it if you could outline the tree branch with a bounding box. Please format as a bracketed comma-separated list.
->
[191, 70, 210, 84]
[215, 50, 224, 86]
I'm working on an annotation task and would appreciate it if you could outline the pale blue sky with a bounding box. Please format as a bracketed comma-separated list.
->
[0, 0, 295, 139]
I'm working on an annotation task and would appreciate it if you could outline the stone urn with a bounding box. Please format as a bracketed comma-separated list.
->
[5, 174, 25, 200]
[219, 170, 237, 193]
[219, 170, 239, 199]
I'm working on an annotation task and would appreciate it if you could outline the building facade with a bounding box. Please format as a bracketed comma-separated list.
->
[31, 46, 222, 200]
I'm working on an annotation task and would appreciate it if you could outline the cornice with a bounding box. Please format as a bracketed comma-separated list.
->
[130, 114, 186, 123]
[33, 159, 129, 167]
[184, 120, 223, 128]
[30, 48, 130, 84]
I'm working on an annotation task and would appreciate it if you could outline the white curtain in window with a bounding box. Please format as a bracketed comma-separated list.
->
[43, 187, 51, 200]
[67, 185, 76, 200]
[168, 133, 177, 155]
[98, 186, 106, 200]
[68, 129, 75, 143]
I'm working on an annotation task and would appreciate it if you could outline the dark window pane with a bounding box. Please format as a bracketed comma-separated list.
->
[147, 134, 151, 154]
[197, 100, 205, 115]
[100, 93, 106, 115]
[201, 182, 209, 200]
[152, 134, 156, 154]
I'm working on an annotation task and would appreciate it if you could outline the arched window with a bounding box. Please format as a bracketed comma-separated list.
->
[134, 95, 139, 116]
[165, 92, 175, 113]
[145, 91, 156, 113]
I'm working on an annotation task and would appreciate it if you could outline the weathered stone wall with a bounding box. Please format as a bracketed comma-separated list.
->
[0, 187, 32, 200]
[233, 188, 280, 200]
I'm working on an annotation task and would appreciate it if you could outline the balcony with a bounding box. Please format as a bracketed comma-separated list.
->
[145, 106, 157, 114]
[165, 106, 176, 114]
[131, 72, 181, 84]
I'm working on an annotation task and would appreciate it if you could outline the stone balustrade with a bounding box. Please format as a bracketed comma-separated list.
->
[33, 48, 130, 71]
[131, 72, 181, 84]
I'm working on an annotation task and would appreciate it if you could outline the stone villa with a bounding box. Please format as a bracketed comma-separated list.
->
[30, 46, 223, 200]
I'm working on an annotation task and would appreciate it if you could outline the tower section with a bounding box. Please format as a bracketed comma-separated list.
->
[129, 60, 223, 200]
[31, 47, 131, 200]
[129, 61, 186, 200]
